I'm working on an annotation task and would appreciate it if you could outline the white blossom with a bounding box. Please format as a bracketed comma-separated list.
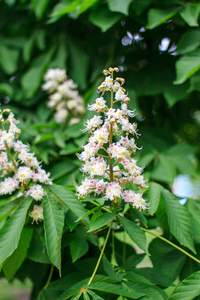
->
[76, 67, 148, 210]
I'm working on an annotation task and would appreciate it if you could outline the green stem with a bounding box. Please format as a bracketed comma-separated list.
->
[101, 146, 109, 154]
[111, 229, 116, 267]
[141, 228, 200, 264]
[108, 88, 114, 182]
[88, 224, 112, 285]
[43, 265, 54, 289]
[97, 153, 109, 159]
[5, 142, 17, 170]
[90, 201, 111, 213]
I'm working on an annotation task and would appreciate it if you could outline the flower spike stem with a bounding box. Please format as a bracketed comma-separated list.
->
[43, 265, 54, 289]
[88, 223, 113, 286]
[141, 227, 200, 264]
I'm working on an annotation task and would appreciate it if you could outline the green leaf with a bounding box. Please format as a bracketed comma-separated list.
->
[32, 0, 50, 19]
[108, 0, 132, 15]
[0, 45, 19, 74]
[0, 83, 13, 96]
[117, 215, 149, 255]
[43, 191, 65, 273]
[59, 143, 80, 155]
[50, 42, 68, 69]
[21, 48, 54, 98]
[23, 34, 35, 62]
[169, 270, 200, 300]
[70, 238, 89, 262]
[147, 182, 162, 215]
[169, 156, 196, 176]
[68, 41, 89, 90]
[58, 279, 89, 300]
[0, 197, 32, 265]
[88, 212, 116, 232]
[174, 49, 200, 85]
[76, 206, 100, 222]
[34, 133, 55, 144]
[176, 30, 200, 55]
[165, 144, 196, 156]
[3, 228, 33, 281]
[65, 210, 79, 231]
[149, 238, 186, 284]
[0, 204, 19, 223]
[162, 189, 196, 253]
[50, 161, 76, 180]
[134, 267, 173, 287]
[187, 200, 200, 244]
[27, 227, 51, 264]
[50, 0, 79, 17]
[88, 281, 145, 299]
[130, 208, 147, 228]
[125, 281, 167, 300]
[50, 0, 98, 19]
[189, 72, 200, 91]
[151, 154, 176, 184]
[163, 81, 189, 107]
[87, 290, 104, 300]
[47, 185, 88, 223]
[180, 4, 200, 27]
[64, 121, 84, 138]
[146, 7, 181, 30]
[89, 5, 122, 32]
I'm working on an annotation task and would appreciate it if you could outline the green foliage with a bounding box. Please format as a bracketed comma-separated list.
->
[169, 270, 200, 300]
[0, 197, 32, 265]
[43, 191, 65, 273]
[162, 189, 196, 253]
[118, 215, 149, 254]
[0, 0, 200, 298]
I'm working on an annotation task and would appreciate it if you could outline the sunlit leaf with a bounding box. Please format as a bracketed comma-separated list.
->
[174, 49, 200, 85]
[162, 189, 196, 253]
[3, 228, 33, 281]
[118, 215, 149, 254]
[43, 191, 65, 273]
[169, 270, 200, 300]
[0, 197, 32, 265]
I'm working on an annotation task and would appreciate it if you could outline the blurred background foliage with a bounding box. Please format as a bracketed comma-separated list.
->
[0, 0, 200, 299]
[0, 0, 199, 176]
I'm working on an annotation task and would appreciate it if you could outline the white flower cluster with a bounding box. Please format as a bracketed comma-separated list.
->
[76, 67, 148, 211]
[42, 68, 85, 124]
[0, 109, 52, 223]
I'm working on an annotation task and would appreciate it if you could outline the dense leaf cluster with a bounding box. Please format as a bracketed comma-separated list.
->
[0, 0, 200, 299]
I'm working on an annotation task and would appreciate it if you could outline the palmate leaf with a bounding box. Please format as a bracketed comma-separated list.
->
[174, 49, 200, 85]
[43, 191, 65, 273]
[88, 281, 145, 299]
[3, 227, 33, 281]
[87, 290, 104, 300]
[146, 7, 181, 29]
[162, 189, 196, 253]
[108, 0, 132, 15]
[180, 3, 200, 27]
[70, 238, 89, 262]
[125, 282, 167, 300]
[0, 196, 32, 265]
[169, 270, 200, 300]
[47, 185, 88, 225]
[88, 212, 116, 232]
[117, 215, 149, 255]
[89, 5, 122, 32]
[147, 182, 162, 215]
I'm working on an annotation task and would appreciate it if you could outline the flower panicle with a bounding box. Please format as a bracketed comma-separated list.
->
[42, 68, 85, 124]
[76, 67, 148, 211]
[0, 109, 53, 223]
